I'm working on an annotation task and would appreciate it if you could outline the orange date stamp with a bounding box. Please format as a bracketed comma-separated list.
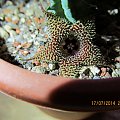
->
[91, 100, 120, 106]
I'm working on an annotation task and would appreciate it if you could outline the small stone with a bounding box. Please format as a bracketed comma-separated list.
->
[21, 42, 32, 49]
[32, 60, 41, 66]
[16, 44, 22, 50]
[2, 8, 12, 14]
[105, 72, 112, 78]
[39, 18, 45, 24]
[3, 24, 12, 32]
[34, 17, 40, 24]
[33, 4, 41, 17]
[28, 39, 34, 43]
[79, 73, 89, 79]
[9, 30, 17, 37]
[7, 46, 16, 53]
[100, 67, 107, 76]
[29, 25, 35, 32]
[31, 66, 46, 74]
[25, 9, 34, 16]
[108, 9, 118, 15]
[43, 26, 48, 32]
[35, 30, 38, 35]
[99, 67, 112, 78]
[23, 34, 28, 39]
[20, 50, 29, 56]
[13, 41, 21, 47]
[18, 13, 25, 18]
[0, 27, 9, 39]
[37, 46, 45, 52]
[5, 0, 13, 6]
[93, 76, 101, 80]
[50, 70, 59, 76]
[112, 69, 120, 77]
[16, 28, 21, 34]
[12, 49, 18, 54]
[12, 16, 19, 22]
[13, 8, 19, 15]
[3, 6, 18, 15]
[0, 12, 4, 20]
[39, 41, 45, 46]
[115, 56, 120, 63]
[20, 18, 26, 23]
[15, 35, 24, 42]
[7, 23, 18, 29]
[7, 37, 15, 43]
[115, 63, 120, 69]
[44, 34, 48, 39]
[5, 17, 12, 22]
[26, 19, 31, 25]
[41, 62, 48, 68]
[12, 20, 19, 24]
[34, 41, 40, 46]
[89, 66, 100, 75]
[31, 34, 36, 39]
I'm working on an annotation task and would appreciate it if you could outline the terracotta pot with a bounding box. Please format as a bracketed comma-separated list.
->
[0, 59, 120, 119]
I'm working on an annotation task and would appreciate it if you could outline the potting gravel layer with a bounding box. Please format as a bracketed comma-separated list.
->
[0, 0, 120, 79]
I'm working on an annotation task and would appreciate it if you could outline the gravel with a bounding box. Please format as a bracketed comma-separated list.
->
[0, 0, 120, 79]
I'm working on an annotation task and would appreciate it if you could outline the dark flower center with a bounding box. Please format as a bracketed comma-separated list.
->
[61, 35, 80, 56]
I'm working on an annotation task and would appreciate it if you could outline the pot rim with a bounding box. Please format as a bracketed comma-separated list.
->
[0, 59, 120, 112]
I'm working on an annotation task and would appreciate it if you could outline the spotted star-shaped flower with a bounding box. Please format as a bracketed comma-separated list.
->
[29, 4, 106, 78]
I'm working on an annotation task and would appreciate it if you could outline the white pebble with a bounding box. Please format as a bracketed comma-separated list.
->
[0, 27, 9, 39]
[7, 37, 15, 42]
[9, 30, 16, 37]
[90, 66, 100, 75]
[12, 16, 19, 21]
[0, 11, 4, 20]
[23, 34, 28, 39]
[31, 34, 36, 39]
[112, 69, 120, 77]
[25, 9, 34, 16]
[34, 41, 40, 46]
[115, 63, 120, 69]
[20, 18, 26, 23]
[3, 24, 12, 32]
[35, 30, 38, 35]
[5, 0, 13, 6]
[93, 76, 101, 80]
[16, 44, 22, 49]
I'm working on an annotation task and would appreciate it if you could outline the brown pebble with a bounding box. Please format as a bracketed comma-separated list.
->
[21, 42, 32, 49]
[12, 20, 19, 24]
[16, 28, 21, 34]
[13, 41, 21, 47]
[33, 60, 41, 66]
[100, 67, 107, 76]
[20, 50, 29, 56]
[34, 17, 40, 24]
[39, 18, 45, 24]
[26, 19, 31, 25]
[37, 48, 41, 52]
[38, 27, 42, 32]
[5, 17, 12, 22]
[3, 9, 12, 14]
[41, 62, 48, 68]
[104, 72, 112, 78]
[18, 3, 24, 9]
[37, 46, 45, 52]
[44, 34, 48, 39]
